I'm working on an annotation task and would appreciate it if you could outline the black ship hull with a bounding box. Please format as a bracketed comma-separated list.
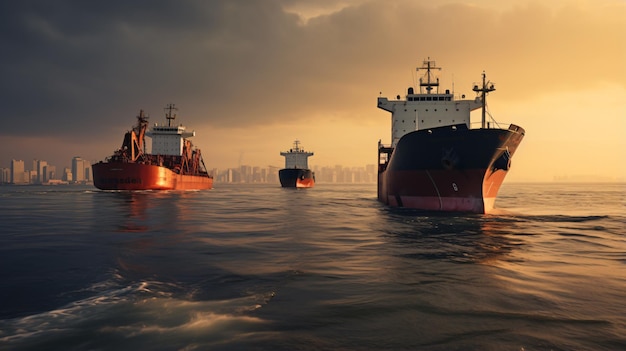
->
[279, 168, 315, 188]
[378, 123, 524, 213]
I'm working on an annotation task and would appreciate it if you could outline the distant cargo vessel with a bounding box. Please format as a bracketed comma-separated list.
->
[92, 104, 213, 190]
[377, 58, 525, 213]
[279, 140, 315, 188]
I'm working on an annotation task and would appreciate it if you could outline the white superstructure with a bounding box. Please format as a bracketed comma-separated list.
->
[280, 140, 313, 169]
[377, 58, 483, 148]
[146, 104, 195, 156]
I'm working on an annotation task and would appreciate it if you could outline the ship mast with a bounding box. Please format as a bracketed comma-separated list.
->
[417, 57, 441, 94]
[165, 103, 178, 127]
[472, 71, 495, 129]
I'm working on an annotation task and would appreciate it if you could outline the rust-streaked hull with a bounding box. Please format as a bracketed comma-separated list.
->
[92, 162, 213, 190]
[378, 124, 524, 213]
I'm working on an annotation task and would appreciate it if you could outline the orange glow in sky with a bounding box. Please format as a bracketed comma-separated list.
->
[1, 0, 624, 182]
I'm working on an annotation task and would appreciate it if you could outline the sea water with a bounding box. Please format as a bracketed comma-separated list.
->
[0, 182, 624, 350]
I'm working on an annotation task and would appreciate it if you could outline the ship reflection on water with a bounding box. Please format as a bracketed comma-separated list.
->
[115, 192, 151, 233]
[107, 191, 195, 233]
[97, 191, 205, 287]
[377, 207, 527, 265]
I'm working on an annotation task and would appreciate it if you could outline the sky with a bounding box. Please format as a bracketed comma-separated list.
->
[1, 0, 624, 182]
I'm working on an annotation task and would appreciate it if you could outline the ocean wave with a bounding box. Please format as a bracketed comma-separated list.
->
[0, 279, 272, 350]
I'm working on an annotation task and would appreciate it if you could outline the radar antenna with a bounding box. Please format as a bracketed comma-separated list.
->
[417, 57, 442, 94]
[164, 103, 178, 127]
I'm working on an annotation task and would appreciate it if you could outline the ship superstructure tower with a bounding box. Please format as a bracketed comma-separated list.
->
[280, 140, 313, 169]
[147, 104, 196, 156]
[377, 58, 483, 147]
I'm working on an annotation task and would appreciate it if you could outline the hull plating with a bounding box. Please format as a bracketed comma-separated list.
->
[92, 162, 213, 191]
[378, 124, 524, 213]
[279, 168, 315, 188]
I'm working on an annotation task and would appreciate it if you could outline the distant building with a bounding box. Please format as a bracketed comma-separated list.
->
[10, 159, 26, 184]
[29, 170, 37, 183]
[43, 164, 56, 183]
[240, 165, 252, 183]
[62, 167, 73, 182]
[227, 168, 234, 183]
[36, 160, 48, 184]
[72, 156, 87, 183]
[0, 168, 9, 184]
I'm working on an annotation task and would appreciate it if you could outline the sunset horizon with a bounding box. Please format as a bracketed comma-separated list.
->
[1, 0, 624, 183]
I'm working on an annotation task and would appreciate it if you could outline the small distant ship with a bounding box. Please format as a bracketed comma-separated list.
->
[279, 140, 315, 188]
[92, 104, 213, 191]
[377, 58, 525, 213]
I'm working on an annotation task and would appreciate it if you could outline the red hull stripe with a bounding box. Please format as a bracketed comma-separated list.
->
[92, 163, 213, 190]
[378, 168, 506, 213]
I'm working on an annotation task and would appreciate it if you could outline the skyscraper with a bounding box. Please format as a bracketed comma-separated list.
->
[37, 160, 47, 184]
[10, 159, 26, 184]
[72, 156, 85, 183]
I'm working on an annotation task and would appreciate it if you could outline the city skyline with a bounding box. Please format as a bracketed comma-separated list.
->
[1, 156, 92, 185]
[2, 154, 622, 185]
[1, 155, 379, 185]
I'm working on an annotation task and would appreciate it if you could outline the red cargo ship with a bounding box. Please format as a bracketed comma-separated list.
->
[92, 104, 213, 191]
[377, 59, 524, 213]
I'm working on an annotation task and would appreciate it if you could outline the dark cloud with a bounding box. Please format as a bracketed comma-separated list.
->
[1, 1, 264, 135]
[1, 0, 624, 170]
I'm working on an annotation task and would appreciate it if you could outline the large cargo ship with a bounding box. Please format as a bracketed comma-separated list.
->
[377, 59, 524, 213]
[92, 104, 213, 191]
[279, 140, 315, 188]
